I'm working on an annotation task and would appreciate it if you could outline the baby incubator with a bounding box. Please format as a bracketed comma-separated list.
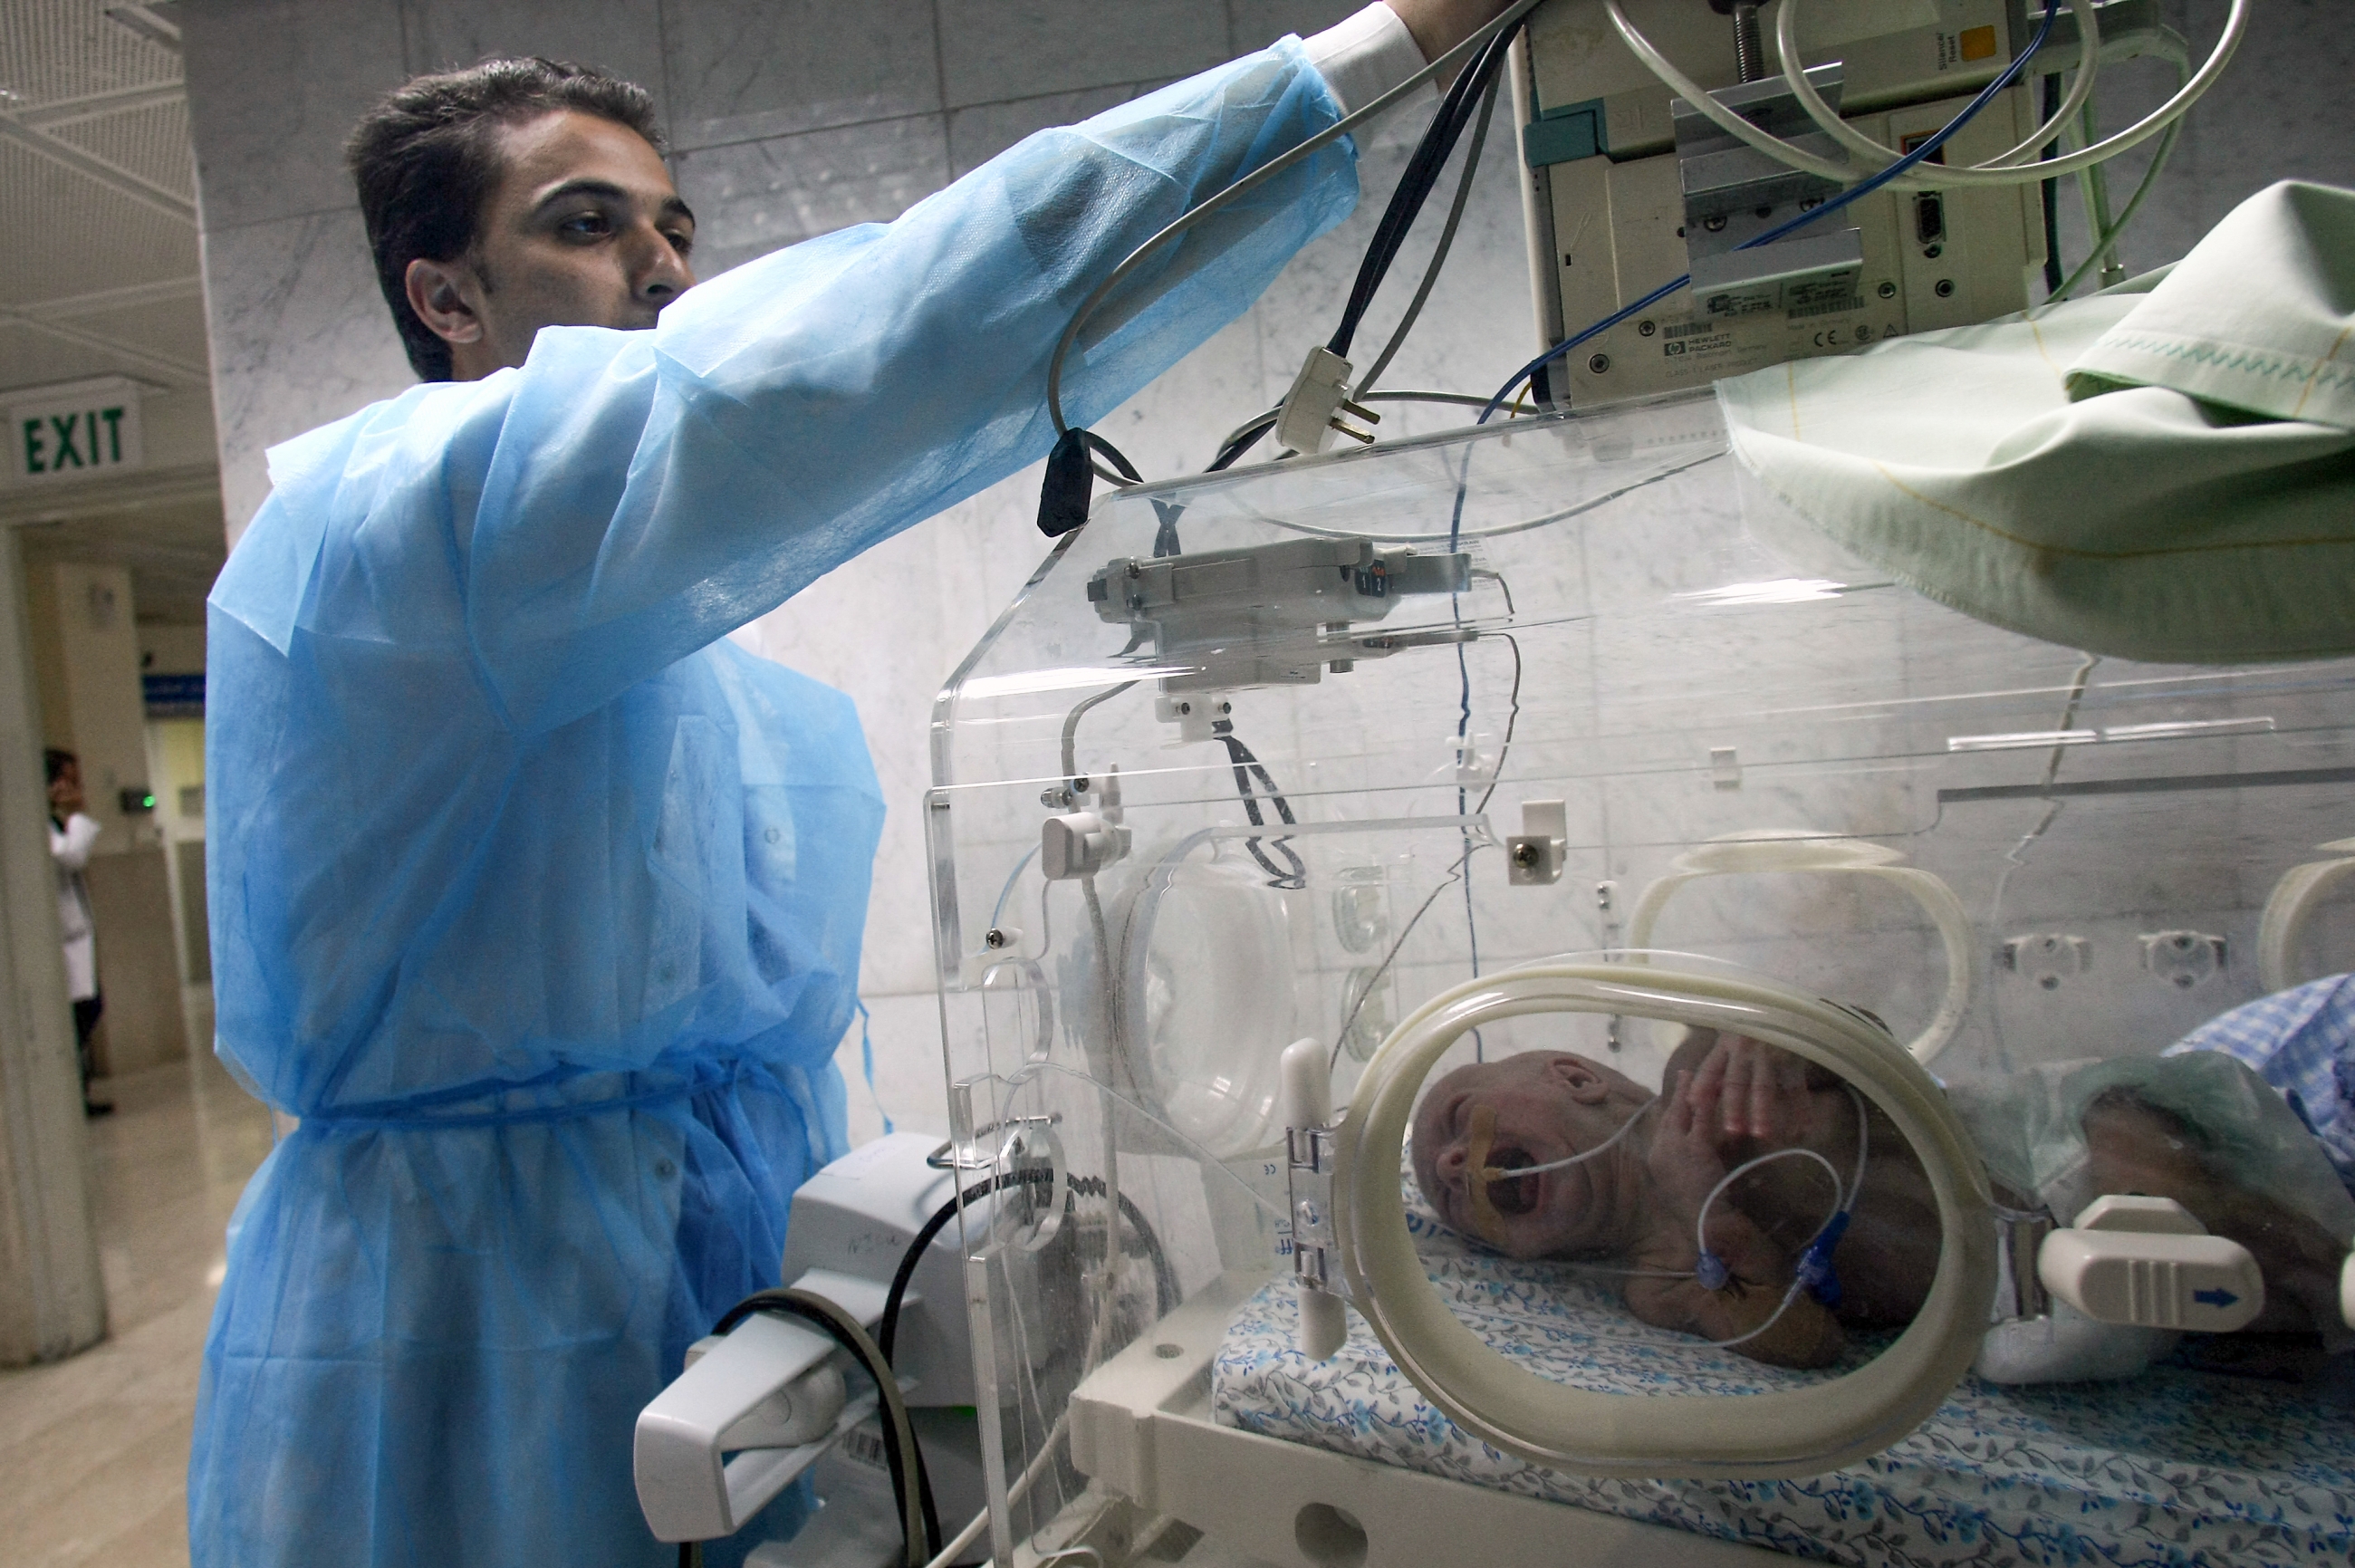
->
[918, 390, 2355, 1567]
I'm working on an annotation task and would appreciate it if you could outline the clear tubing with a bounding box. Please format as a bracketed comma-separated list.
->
[1601, 0, 2079, 188]
[1771, 0, 2100, 181]
[2072, 98, 2123, 286]
[1610, 0, 2247, 191]
[1694, 1146, 1844, 1264]
[1786, 0, 2242, 187]
[1498, 1092, 1655, 1178]
[921, 1412, 1071, 1568]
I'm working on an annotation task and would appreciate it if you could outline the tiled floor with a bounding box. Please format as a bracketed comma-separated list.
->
[0, 1044, 275, 1568]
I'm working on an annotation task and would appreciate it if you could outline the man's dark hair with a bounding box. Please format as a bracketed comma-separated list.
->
[346, 58, 666, 381]
[43, 748, 75, 785]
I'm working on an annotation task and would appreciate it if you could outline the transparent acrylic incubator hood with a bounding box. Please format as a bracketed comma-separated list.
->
[922, 391, 2355, 1558]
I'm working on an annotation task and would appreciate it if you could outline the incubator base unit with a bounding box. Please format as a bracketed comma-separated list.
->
[923, 393, 2355, 1568]
[1511, 0, 2181, 409]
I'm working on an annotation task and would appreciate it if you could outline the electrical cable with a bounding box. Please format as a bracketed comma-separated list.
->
[879, 1171, 1045, 1363]
[1210, 717, 1306, 889]
[1043, 0, 1549, 443]
[1354, 69, 1501, 399]
[707, 1287, 933, 1565]
[2072, 94, 2123, 289]
[1059, 681, 1137, 788]
[1483, 0, 2067, 423]
[1326, 601, 1521, 1075]
[1329, 845, 1477, 1074]
[2040, 72, 2065, 295]
[1329, 17, 1523, 362]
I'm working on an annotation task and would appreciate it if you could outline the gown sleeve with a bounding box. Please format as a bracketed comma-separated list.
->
[215, 38, 1359, 736]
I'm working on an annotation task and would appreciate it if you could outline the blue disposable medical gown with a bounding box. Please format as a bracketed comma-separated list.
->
[190, 41, 1358, 1568]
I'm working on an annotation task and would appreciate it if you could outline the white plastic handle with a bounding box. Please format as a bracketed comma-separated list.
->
[2257, 839, 2355, 994]
[634, 1312, 836, 1543]
[1336, 960, 1996, 1479]
[1626, 832, 1973, 1065]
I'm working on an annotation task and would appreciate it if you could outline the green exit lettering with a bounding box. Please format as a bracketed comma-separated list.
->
[20, 406, 128, 475]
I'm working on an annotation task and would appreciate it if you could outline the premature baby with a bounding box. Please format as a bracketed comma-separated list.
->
[1411, 1028, 2354, 1369]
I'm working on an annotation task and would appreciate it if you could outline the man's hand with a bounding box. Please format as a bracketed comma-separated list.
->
[1385, 0, 1525, 68]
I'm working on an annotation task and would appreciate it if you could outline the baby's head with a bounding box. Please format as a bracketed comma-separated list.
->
[1410, 1050, 1653, 1257]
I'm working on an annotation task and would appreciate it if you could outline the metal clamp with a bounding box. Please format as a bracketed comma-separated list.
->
[1286, 1123, 1353, 1302]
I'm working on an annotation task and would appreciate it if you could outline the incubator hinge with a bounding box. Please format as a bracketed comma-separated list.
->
[1993, 1207, 2053, 1322]
[1285, 1123, 1354, 1303]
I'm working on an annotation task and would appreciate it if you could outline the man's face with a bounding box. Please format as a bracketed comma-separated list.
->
[1411, 1050, 1643, 1257]
[407, 110, 697, 380]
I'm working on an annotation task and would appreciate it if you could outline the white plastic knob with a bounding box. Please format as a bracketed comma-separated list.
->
[1042, 813, 1114, 880]
[2039, 1228, 2264, 1332]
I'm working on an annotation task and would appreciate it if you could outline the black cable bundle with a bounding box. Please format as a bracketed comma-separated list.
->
[706, 1286, 939, 1566]
[1211, 718, 1307, 889]
[877, 1169, 1177, 1365]
[1327, 18, 1524, 361]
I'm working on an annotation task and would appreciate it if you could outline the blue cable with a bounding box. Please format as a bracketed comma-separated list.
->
[1478, 0, 2062, 424]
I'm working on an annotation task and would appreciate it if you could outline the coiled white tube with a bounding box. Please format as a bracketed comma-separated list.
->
[1604, 0, 2247, 194]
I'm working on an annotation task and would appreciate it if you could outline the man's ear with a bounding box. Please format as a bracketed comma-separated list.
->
[1549, 1053, 1615, 1104]
[404, 255, 484, 347]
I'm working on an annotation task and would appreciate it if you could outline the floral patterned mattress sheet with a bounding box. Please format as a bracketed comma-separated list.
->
[1214, 1200, 2355, 1566]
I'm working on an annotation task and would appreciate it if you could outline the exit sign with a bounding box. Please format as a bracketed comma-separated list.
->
[6, 377, 144, 486]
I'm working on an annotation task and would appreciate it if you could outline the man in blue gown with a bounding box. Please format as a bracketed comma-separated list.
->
[189, 3, 1513, 1562]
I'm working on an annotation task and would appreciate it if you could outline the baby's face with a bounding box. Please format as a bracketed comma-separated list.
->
[1411, 1051, 1642, 1257]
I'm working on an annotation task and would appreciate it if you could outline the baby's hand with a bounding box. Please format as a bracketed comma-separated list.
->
[1692, 1034, 1817, 1145]
[1647, 1068, 1733, 1224]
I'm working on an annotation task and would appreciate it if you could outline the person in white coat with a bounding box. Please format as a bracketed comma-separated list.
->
[44, 748, 110, 1117]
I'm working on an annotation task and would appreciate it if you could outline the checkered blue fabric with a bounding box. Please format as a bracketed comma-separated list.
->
[2168, 973, 2355, 1193]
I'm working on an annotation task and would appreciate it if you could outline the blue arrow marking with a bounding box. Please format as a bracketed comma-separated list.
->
[2192, 1288, 2239, 1308]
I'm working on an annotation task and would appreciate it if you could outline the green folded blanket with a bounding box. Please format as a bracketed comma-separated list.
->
[1717, 180, 2355, 663]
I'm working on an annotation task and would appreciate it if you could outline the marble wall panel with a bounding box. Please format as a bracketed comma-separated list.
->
[178, 0, 409, 232]
[936, 0, 1230, 109]
[673, 112, 950, 277]
[197, 208, 413, 541]
[399, 0, 668, 103]
[739, 463, 1052, 999]
[661, 0, 943, 152]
